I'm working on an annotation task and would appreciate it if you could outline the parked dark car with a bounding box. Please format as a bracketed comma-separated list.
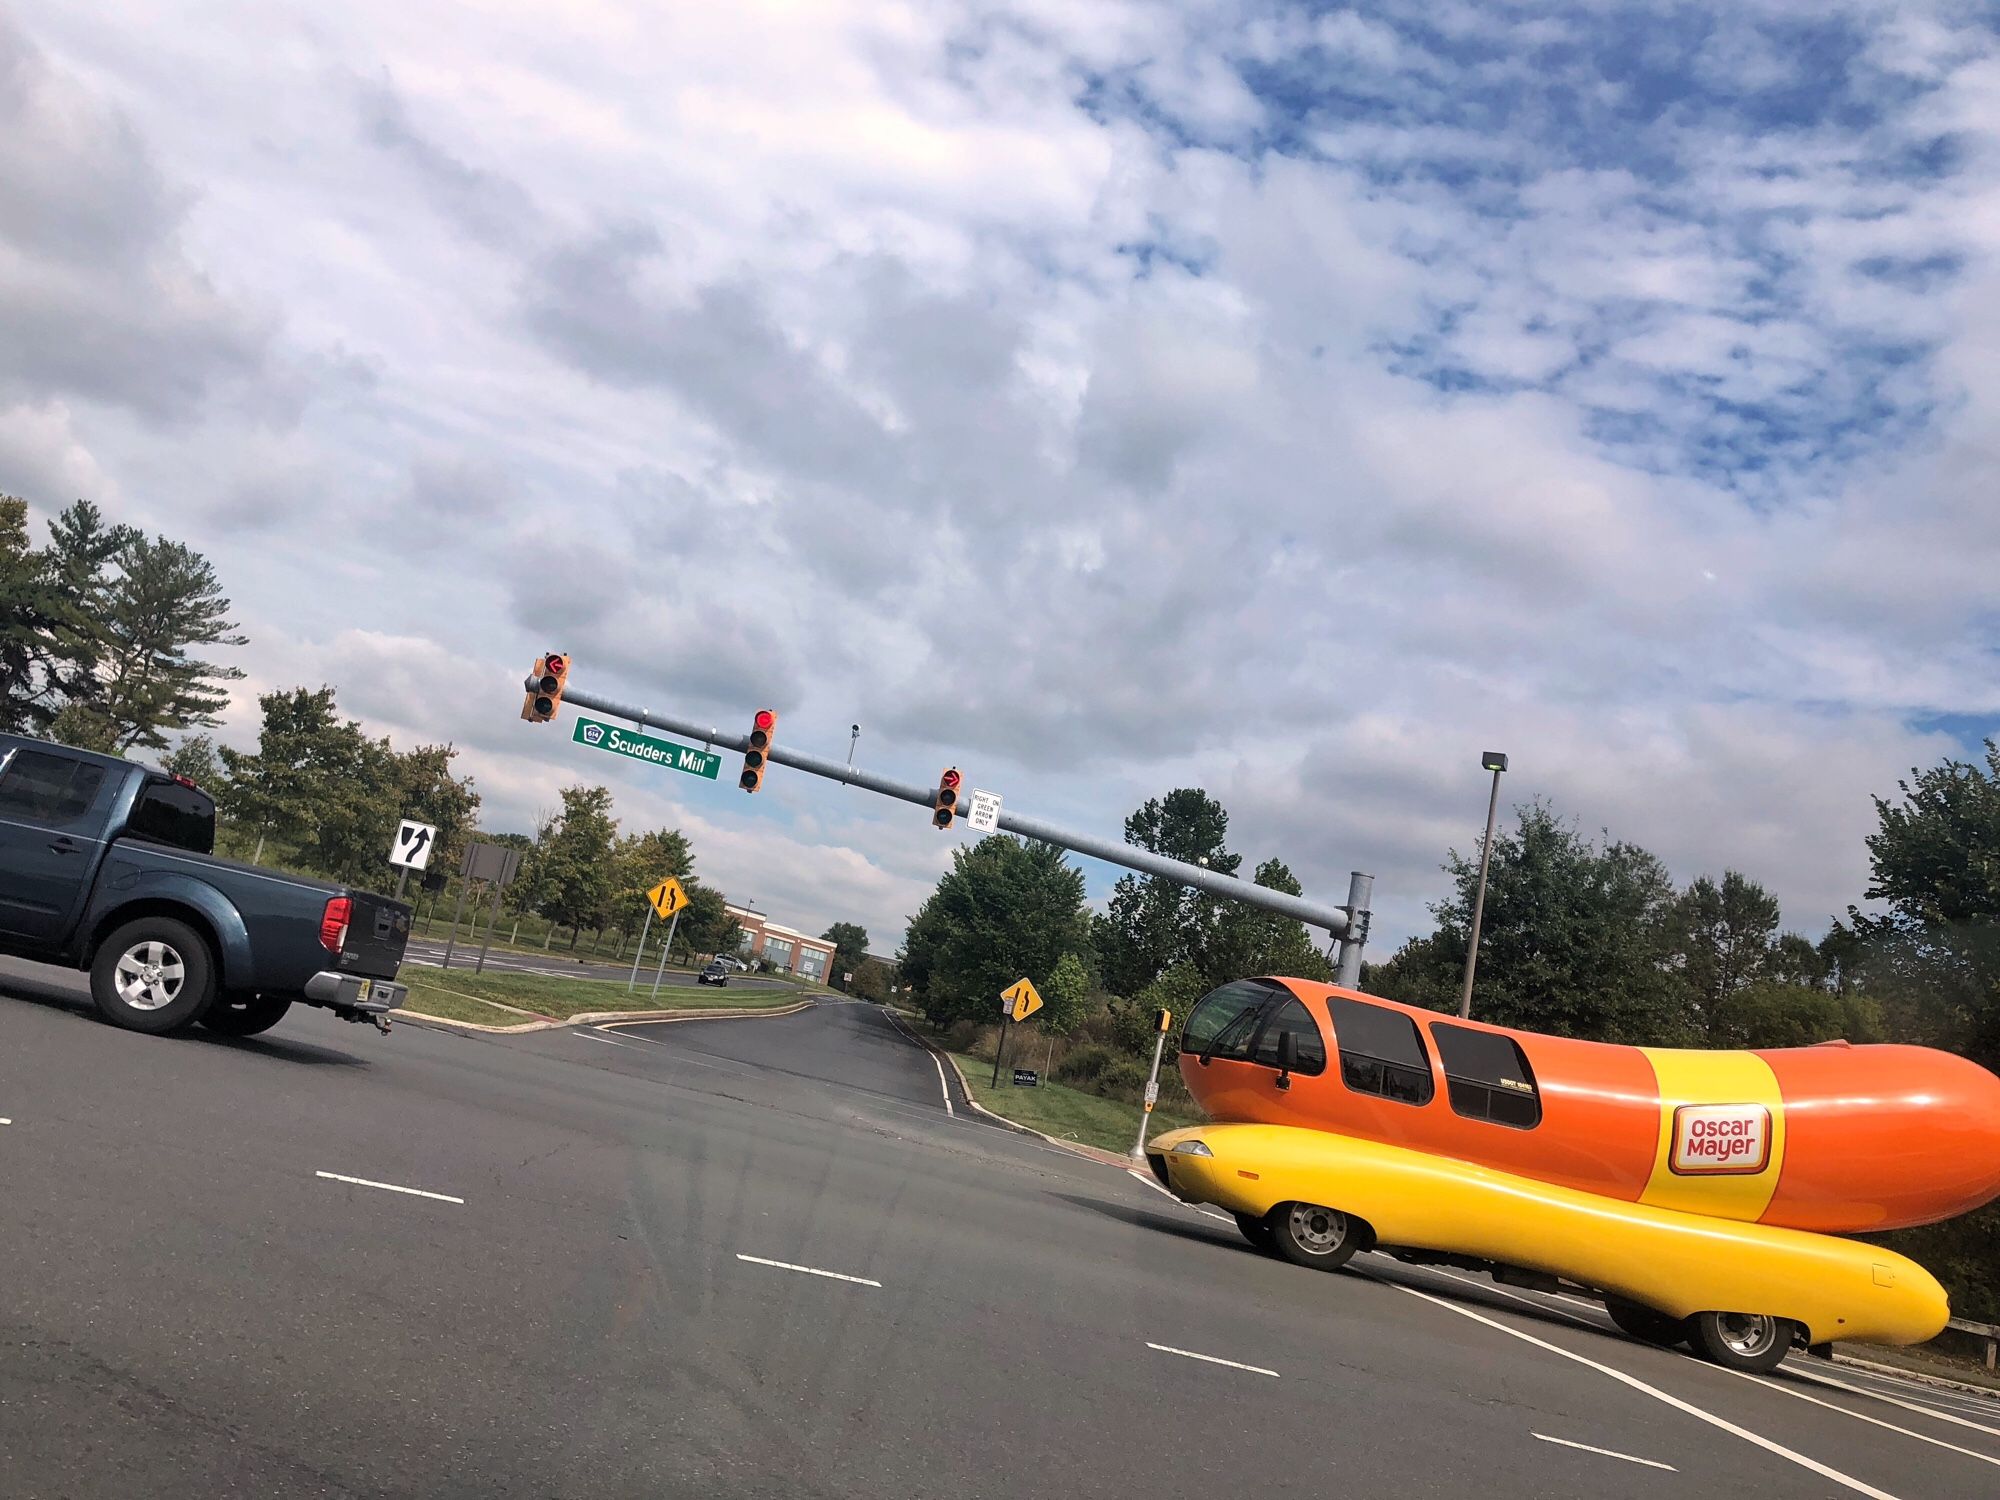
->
[697, 960, 730, 986]
[0, 734, 412, 1037]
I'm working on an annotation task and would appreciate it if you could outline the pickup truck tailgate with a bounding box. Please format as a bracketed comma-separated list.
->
[336, 891, 413, 978]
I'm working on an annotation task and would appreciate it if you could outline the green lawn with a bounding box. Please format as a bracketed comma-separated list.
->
[948, 1051, 1206, 1154]
[399, 966, 805, 1028]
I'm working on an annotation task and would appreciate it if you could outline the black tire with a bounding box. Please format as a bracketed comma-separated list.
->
[1234, 1212, 1276, 1253]
[201, 994, 292, 1037]
[1686, 1311, 1794, 1373]
[1605, 1299, 1689, 1348]
[1267, 1201, 1362, 1271]
[89, 917, 218, 1035]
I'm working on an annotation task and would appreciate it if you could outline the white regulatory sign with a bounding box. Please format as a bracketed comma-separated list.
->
[966, 788, 1003, 833]
[388, 819, 438, 871]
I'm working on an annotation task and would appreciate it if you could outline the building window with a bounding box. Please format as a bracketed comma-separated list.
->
[1430, 1023, 1541, 1129]
[799, 950, 825, 978]
[1327, 997, 1434, 1106]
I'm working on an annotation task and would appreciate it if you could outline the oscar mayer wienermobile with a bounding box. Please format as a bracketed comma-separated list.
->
[1144, 977, 2000, 1371]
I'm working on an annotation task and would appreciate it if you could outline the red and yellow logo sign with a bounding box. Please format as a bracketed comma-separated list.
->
[1671, 1103, 1772, 1175]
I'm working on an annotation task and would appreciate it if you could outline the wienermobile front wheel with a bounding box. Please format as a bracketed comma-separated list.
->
[1268, 1201, 1364, 1270]
[1687, 1310, 1796, 1372]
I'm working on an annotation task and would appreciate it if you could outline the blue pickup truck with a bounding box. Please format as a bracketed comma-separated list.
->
[0, 734, 411, 1038]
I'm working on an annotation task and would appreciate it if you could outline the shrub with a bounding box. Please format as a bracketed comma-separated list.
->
[1055, 1043, 1117, 1086]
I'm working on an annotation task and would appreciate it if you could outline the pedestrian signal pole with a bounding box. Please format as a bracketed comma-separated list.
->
[1130, 1007, 1174, 1161]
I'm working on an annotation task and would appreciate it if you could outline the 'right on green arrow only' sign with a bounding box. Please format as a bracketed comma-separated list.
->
[572, 714, 721, 780]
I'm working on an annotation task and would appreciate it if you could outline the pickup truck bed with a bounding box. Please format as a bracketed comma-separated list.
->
[0, 734, 412, 1038]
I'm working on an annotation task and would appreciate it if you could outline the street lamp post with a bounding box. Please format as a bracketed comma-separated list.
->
[1458, 751, 1508, 1019]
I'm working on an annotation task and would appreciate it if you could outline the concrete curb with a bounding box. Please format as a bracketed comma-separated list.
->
[1828, 1349, 2000, 1399]
[900, 1017, 1134, 1169]
[397, 999, 814, 1036]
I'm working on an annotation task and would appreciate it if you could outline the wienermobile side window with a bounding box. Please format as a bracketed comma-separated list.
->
[1326, 998, 1435, 1106]
[1182, 979, 1287, 1061]
[1249, 999, 1327, 1075]
[1431, 1023, 1542, 1130]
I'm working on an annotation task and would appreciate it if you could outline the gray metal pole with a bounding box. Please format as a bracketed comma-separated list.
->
[1334, 871, 1374, 988]
[1458, 768, 1505, 1019]
[440, 879, 472, 970]
[552, 682, 1363, 941]
[395, 865, 409, 902]
[648, 907, 682, 1001]
[1130, 1026, 1171, 1160]
[626, 906, 654, 992]
[473, 877, 506, 973]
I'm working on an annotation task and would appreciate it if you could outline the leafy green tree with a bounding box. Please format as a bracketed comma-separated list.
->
[1665, 871, 1781, 1039]
[217, 687, 363, 864]
[161, 733, 223, 788]
[86, 532, 246, 750]
[0, 497, 100, 733]
[677, 882, 740, 960]
[46, 701, 119, 751]
[393, 743, 481, 878]
[822, 921, 870, 986]
[1196, 857, 1335, 988]
[527, 785, 619, 946]
[1041, 951, 1091, 1036]
[900, 836, 1090, 1028]
[606, 827, 695, 934]
[1709, 981, 1882, 1050]
[1095, 788, 1239, 997]
[1368, 802, 1697, 1045]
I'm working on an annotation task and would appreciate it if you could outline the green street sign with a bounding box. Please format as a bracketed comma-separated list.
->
[571, 715, 721, 780]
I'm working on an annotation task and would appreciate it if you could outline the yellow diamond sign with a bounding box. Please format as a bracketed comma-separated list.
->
[647, 876, 688, 919]
[1002, 976, 1043, 1023]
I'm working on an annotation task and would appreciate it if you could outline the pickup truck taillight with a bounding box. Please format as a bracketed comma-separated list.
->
[319, 896, 352, 954]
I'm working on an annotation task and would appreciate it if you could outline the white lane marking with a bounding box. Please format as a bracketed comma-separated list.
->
[1376, 1277, 1902, 1500]
[1532, 1433, 1676, 1471]
[0, 1117, 11, 1125]
[1427, 1267, 1608, 1332]
[578, 1032, 632, 1048]
[1790, 1366, 2000, 1439]
[735, 1253, 881, 1288]
[1127, 1170, 1233, 1222]
[1145, 1341, 1280, 1378]
[880, 1006, 953, 1115]
[591, 1028, 746, 1071]
[315, 1170, 464, 1205]
[1726, 1368, 2000, 1469]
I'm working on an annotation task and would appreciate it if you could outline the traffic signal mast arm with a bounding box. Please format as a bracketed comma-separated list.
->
[540, 675, 1373, 974]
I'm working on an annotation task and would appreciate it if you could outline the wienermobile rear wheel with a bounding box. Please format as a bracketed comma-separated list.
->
[1687, 1310, 1795, 1372]
[1233, 1212, 1276, 1253]
[1268, 1201, 1364, 1270]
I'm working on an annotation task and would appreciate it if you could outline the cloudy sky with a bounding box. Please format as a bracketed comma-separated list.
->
[5, 1, 1998, 957]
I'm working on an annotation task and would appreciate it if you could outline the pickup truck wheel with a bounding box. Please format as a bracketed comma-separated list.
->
[201, 995, 292, 1037]
[1268, 1201, 1362, 1271]
[1687, 1311, 1794, 1373]
[90, 918, 217, 1035]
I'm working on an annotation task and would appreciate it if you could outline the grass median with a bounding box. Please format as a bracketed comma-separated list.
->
[948, 1050, 1205, 1154]
[399, 967, 805, 1029]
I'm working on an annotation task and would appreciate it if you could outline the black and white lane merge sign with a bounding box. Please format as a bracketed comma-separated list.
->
[389, 819, 438, 871]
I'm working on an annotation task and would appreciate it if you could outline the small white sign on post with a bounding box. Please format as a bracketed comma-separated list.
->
[966, 788, 1003, 833]
[389, 819, 438, 871]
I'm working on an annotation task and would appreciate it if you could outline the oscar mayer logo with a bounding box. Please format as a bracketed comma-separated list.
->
[1670, 1102, 1772, 1175]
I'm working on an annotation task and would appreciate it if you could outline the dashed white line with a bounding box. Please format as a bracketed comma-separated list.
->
[1532, 1433, 1676, 1471]
[1145, 1341, 1280, 1378]
[1790, 1366, 2000, 1439]
[315, 1170, 464, 1205]
[1374, 1276, 1902, 1500]
[577, 1032, 632, 1048]
[735, 1253, 881, 1288]
[1126, 1170, 1235, 1222]
[1726, 1368, 2000, 1469]
[0, 1117, 11, 1125]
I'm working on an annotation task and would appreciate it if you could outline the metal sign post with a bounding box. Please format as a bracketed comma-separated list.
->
[439, 878, 474, 971]
[648, 906, 683, 1001]
[627, 906, 655, 992]
[1130, 1008, 1174, 1160]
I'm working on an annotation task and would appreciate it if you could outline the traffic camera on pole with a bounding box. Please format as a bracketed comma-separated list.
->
[521, 652, 569, 722]
[739, 709, 777, 792]
[933, 767, 962, 828]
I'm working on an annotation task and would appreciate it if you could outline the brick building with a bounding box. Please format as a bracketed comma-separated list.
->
[724, 904, 836, 983]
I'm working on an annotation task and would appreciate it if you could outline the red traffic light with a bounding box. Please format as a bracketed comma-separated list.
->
[741, 710, 778, 792]
[940, 768, 962, 791]
[933, 767, 961, 828]
[544, 653, 567, 676]
[521, 652, 570, 723]
[754, 709, 775, 732]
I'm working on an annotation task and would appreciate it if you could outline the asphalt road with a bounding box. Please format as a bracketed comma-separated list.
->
[401, 937, 793, 991]
[4, 956, 1997, 1499]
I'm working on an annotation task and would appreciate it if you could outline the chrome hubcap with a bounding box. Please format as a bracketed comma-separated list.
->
[1718, 1313, 1778, 1357]
[114, 940, 185, 1011]
[1287, 1203, 1348, 1255]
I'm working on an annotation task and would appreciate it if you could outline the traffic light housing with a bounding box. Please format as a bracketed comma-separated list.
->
[521, 652, 569, 722]
[933, 767, 962, 828]
[739, 709, 777, 792]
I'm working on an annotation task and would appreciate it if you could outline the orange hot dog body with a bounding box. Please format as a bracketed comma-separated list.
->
[1179, 980, 2000, 1233]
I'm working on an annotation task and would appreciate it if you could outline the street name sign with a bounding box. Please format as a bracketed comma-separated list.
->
[648, 877, 689, 920]
[1002, 976, 1043, 1023]
[573, 715, 721, 780]
[388, 819, 438, 870]
[966, 788, 1002, 833]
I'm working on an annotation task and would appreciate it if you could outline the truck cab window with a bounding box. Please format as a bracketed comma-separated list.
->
[1182, 978, 1287, 1062]
[1327, 997, 1435, 1105]
[128, 778, 217, 854]
[1250, 998, 1327, 1074]
[0, 750, 108, 831]
[1431, 1023, 1542, 1129]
